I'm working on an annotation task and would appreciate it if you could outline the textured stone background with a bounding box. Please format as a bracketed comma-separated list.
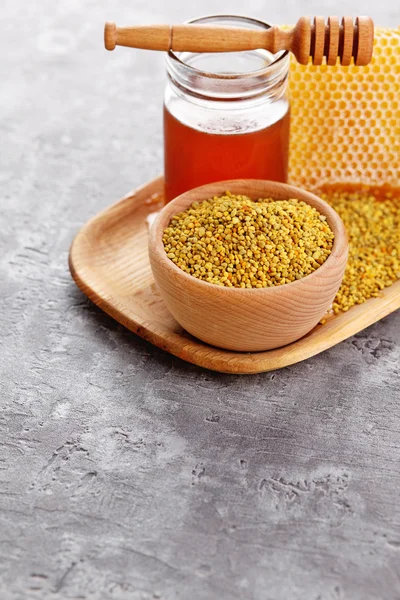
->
[1, 1, 400, 599]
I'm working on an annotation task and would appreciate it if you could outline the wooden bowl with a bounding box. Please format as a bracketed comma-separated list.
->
[149, 180, 348, 352]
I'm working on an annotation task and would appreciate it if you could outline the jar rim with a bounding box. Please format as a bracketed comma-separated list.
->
[167, 14, 289, 81]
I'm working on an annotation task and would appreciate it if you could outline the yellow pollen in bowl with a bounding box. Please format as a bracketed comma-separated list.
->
[162, 192, 334, 289]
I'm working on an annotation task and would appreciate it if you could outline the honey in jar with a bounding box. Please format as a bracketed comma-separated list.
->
[163, 15, 291, 203]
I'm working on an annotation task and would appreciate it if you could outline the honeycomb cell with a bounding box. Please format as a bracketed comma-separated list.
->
[288, 28, 399, 189]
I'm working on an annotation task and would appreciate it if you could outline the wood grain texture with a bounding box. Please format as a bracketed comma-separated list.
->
[340, 17, 355, 66]
[69, 177, 400, 374]
[311, 17, 325, 65]
[110, 24, 172, 51]
[355, 16, 375, 65]
[291, 16, 311, 65]
[149, 180, 348, 352]
[104, 17, 374, 66]
[326, 16, 340, 65]
[171, 25, 284, 53]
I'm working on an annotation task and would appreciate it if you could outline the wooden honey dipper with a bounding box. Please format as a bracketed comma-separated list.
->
[104, 16, 374, 66]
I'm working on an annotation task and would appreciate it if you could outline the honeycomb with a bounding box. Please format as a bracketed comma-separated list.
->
[288, 27, 400, 191]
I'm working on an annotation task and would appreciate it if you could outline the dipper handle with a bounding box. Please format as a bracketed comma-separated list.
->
[104, 16, 374, 66]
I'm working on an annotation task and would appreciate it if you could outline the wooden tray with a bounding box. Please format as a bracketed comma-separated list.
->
[69, 176, 400, 374]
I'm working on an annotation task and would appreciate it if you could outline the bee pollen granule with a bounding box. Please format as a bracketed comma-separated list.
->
[162, 192, 334, 289]
[323, 190, 400, 314]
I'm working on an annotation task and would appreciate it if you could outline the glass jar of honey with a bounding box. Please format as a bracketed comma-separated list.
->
[163, 15, 291, 203]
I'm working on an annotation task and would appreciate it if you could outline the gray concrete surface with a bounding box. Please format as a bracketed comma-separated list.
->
[1, 1, 400, 599]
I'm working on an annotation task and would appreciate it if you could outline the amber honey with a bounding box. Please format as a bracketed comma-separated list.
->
[163, 15, 291, 204]
[164, 106, 290, 203]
